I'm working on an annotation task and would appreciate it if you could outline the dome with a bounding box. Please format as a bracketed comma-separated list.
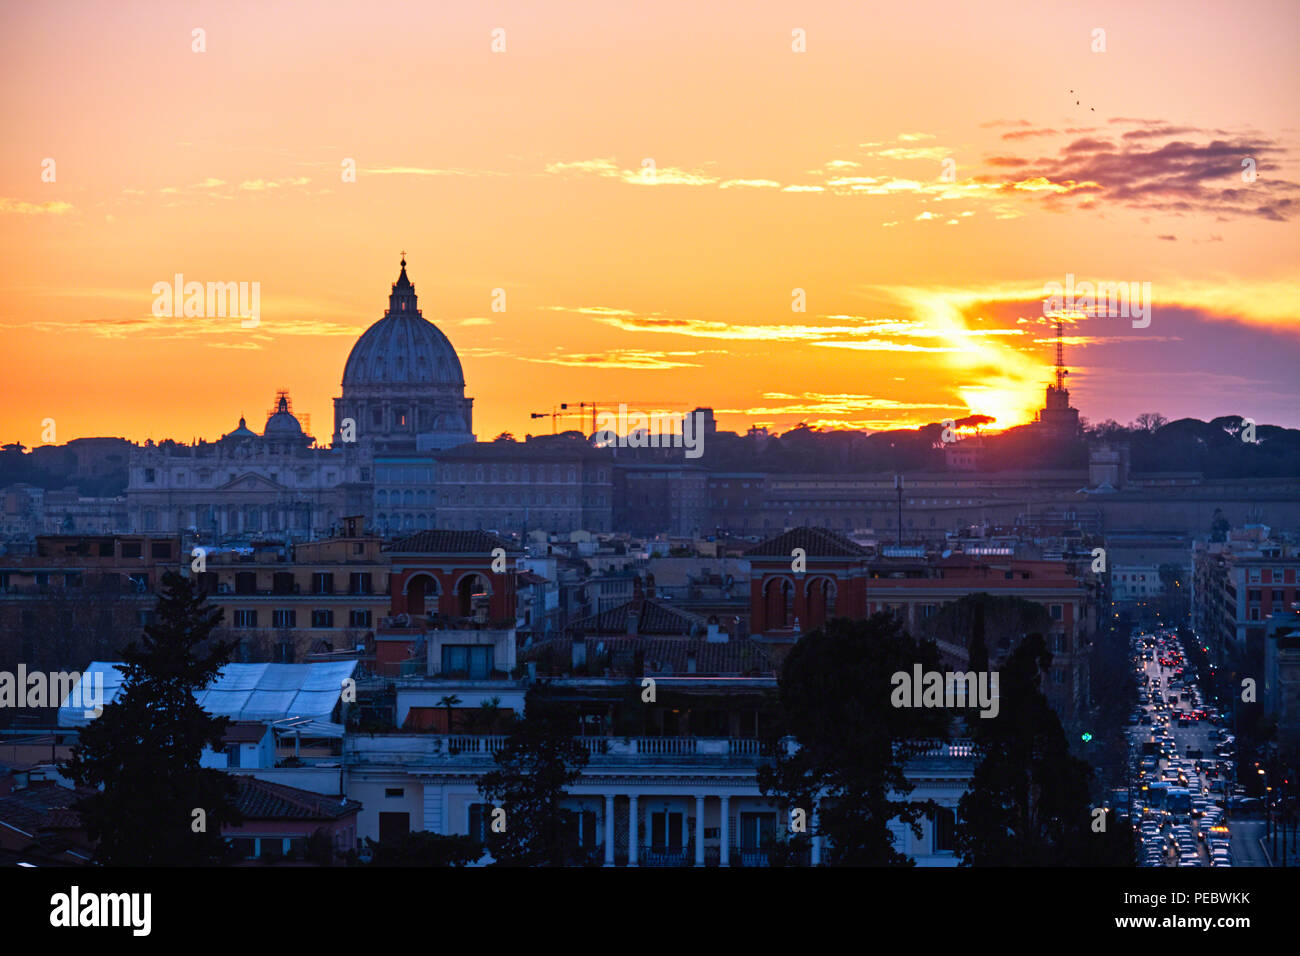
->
[221, 416, 258, 442]
[341, 259, 466, 389]
[264, 392, 304, 437]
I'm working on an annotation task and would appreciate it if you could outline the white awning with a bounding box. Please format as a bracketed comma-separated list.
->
[58, 660, 358, 728]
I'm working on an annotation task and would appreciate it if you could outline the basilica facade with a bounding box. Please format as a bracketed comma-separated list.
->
[124, 260, 476, 542]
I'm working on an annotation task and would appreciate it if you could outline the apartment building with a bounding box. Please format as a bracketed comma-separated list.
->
[199, 517, 390, 663]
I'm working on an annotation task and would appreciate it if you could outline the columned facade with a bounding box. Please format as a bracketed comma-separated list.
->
[321, 735, 975, 866]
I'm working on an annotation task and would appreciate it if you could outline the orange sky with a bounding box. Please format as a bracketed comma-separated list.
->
[3, 0, 1299, 448]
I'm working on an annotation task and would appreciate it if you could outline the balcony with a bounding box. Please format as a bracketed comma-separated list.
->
[633, 845, 813, 867]
[343, 735, 977, 773]
[345, 734, 799, 768]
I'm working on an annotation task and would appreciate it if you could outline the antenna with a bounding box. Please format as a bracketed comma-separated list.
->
[1054, 319, 1067, 391]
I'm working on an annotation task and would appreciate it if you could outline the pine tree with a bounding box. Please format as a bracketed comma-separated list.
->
[758, 614, 951, 866]
[477, 684, 590, 866]
[63, 570, 243, 865]
[955, 634, 1121, 865]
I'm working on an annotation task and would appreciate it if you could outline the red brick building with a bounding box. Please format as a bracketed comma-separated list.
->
[375, 530, 522, 675]
[746, 527, 1096, 719]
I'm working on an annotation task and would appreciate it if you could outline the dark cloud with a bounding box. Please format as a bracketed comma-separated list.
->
[1121, 126, 1200, 140]
[991, 121, 1299, 221]
[1157, 234, 1178, 240]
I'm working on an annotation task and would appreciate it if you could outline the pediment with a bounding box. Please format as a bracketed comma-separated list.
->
[215, 472, 286, 492]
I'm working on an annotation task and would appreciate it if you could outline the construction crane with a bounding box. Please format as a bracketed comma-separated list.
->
[529, 404, 581, 435]
[529, 401, 623, 436]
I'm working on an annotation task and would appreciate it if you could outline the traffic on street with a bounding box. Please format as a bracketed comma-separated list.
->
[1125, 628, 1248, 867]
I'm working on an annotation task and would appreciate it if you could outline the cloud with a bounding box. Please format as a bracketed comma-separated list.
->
[0, 198, 75, 215]
[1002, 129, 1060, 140]
[239, 177, 311, 190]
[544, 159, 719, 186]
[990, 121, 1300, 220]
[522, 349, 710, 369]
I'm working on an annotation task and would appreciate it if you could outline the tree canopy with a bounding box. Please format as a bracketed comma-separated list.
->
[63, 570, 243, 865]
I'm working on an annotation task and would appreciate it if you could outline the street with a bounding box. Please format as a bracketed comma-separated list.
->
[1126, 628, 1251, 867]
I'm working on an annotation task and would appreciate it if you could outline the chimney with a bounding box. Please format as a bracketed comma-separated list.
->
[686, 652, 697, 674]
[706, 623, 727, 643]
[645, 573, 656, 599]
[571, 636, 587, 671]
[526, 660, 537, 680]
[627, 608, 639, 636]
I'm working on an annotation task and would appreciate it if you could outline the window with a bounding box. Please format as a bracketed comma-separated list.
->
[385, 788, 405, 798]
[312, 572, 334, 594]
[651, 812, 684, 849]
[349, 609, 372, 628]
[1050, 604, 1063, 621]
[929, 807, 956, 853]
[234, 609, 258, 628]
[738, 812, 775, 849]
[144, 468, 156, 483]
[564, 810, 597, 847]
[311, 609, 334, 628]
[151, 542, 171, 558]
[378, 812, 410, 843]
[468, 803, 490, 846]
[441, 644, 493, 679]
[273, 609, 297, 629]
[122, 542, 142, 559]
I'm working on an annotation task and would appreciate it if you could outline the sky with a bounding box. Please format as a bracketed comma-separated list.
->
[2, 0, 1298, 448]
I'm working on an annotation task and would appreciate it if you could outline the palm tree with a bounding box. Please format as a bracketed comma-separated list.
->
[438, 695, 462, 735]
[474, 696, 503, 734]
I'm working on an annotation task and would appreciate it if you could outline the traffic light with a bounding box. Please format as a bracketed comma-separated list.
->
[1081, 732, 1094, 743]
